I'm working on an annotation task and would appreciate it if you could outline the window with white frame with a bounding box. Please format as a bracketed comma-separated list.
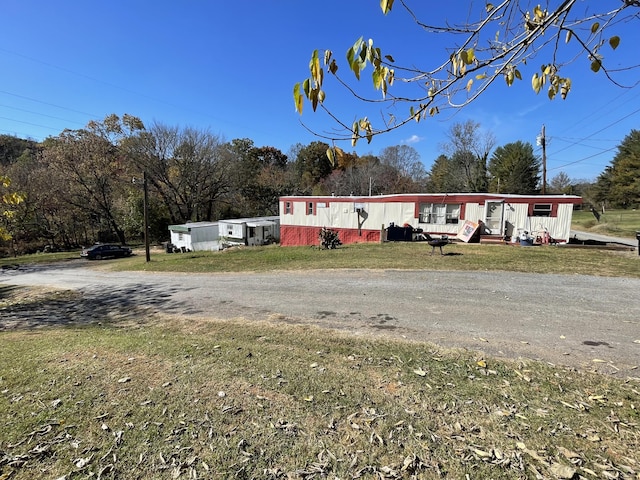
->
[307, 202, 314, 215]
[419, 203, 461, 224]
[532, 203, 552, 217]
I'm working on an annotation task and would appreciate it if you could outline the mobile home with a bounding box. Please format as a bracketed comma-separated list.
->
[168, 222, 220, 252]
[218, 216, 280, 247]
[279, 193, 582, 246]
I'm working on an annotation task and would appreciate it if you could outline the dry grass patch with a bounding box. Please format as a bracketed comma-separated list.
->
[0, 285, 80, 308]
[1, 315, 639, 479]
[110, 242, 640, 278]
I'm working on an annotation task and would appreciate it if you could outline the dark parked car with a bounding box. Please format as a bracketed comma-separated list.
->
[81, 244, 133, 260]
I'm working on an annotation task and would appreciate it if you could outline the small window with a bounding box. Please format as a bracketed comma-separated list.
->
[307, 202, 315, 215]
[178, 233, 184, 241]
[284, 201, 292, 214]
[532, 204, 552, 217]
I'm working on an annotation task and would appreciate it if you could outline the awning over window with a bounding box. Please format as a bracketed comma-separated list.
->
[168, 225, 190, 233]
[246, 221, 276, 227]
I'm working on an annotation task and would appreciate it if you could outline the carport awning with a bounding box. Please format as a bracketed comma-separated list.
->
[246, 221, 276, 227]
[168, 225, 190, 233]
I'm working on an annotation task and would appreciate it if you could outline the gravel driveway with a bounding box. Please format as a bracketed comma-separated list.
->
[2, 260, 639, 375]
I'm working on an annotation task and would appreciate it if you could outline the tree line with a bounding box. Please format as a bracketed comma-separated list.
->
[0, 114, 638, 254]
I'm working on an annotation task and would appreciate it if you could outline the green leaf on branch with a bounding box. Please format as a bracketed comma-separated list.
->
[609, 36, 620, 50]
[460, 48, 475, 65]
[309, 50, 322, 86]
[293, 83, 303, 114]
[351, 120, 360, 147]
[347, 37, 366, 80]
[326, 148, 333, 166]
[531, 73, 543, 94]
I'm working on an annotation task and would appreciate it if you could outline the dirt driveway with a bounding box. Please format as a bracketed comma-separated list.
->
[1, 260, 639, 375]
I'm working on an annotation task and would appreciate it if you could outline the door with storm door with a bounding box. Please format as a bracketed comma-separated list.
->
[484, 201, 504, 236]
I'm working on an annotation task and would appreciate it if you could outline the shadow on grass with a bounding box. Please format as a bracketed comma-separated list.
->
[0, 281, 195, 330]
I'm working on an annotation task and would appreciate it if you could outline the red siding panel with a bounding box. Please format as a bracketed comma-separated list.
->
[280, 225, 381, 246]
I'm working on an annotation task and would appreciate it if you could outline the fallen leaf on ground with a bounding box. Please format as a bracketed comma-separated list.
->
[549, 462, 576, 479]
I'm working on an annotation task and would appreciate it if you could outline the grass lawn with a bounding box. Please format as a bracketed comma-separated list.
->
[1, 316, 639, 479]
[572, 208, 640, 239]
[1, 209, 639, 479]
[103, 241, 639, 278]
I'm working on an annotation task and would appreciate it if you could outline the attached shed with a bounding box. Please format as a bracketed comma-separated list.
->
[218, 216, 280, 247]
[168, 222, 220, 252]
[279, 193, 583, 246]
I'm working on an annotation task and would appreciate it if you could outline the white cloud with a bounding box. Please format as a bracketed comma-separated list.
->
[403, 134, 423, 144]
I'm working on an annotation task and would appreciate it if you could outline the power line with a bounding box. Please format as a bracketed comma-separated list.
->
[0, 103, 86, 126]
[0, 90, 98, 118]
[0, 47, 231, 128]
[0, 127, 40, 139]
[0, 115, 62, 132]
[548, 146, 618, 172]
[539, 101, 640, 177]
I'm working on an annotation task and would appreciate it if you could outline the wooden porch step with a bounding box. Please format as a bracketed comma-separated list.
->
[479, 235, 506, 245]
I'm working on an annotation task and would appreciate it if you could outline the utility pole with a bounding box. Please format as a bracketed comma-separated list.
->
[143, 171, 150, 262]
[540, 125, 547, 194]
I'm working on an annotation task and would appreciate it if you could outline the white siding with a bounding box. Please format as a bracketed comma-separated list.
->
[220, 221, 245, 239]
[190, 225, 219, 244]
[465, 203, 484, 224]
[504, 204, 529, 238]
[284, 200, 417, 230]
[170, 224, 220, 251]
[280, 195, 578, 243]
[170, 230, 192, 250]
[503, 203, 574, 241]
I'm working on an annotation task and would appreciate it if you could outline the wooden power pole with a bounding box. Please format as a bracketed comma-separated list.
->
[538, 125, 547, 194]
[143, 171, 150, 262]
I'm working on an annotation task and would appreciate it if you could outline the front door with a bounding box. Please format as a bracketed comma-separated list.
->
[484, 201, 504, 235]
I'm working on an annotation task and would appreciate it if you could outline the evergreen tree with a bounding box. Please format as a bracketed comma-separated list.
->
[595, 129, 640, 207]
[487, 141, 540, 194]
[427, 155, 465, 193]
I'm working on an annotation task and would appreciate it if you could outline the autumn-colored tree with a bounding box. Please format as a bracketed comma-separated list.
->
[291, 141, 336, 194]
[42, 114, 144, 245]
[320, 154, 382, 196]
[0, 175, 25, 242]
[128, 123, 232, 224]
[224, 140, 291, 216]
[2, 148, 80, 249]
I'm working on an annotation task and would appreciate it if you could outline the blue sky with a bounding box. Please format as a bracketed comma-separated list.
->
[1, 1, 638, 182]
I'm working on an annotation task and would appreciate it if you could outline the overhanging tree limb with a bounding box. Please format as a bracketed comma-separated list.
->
[294, 0, 638, 146]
